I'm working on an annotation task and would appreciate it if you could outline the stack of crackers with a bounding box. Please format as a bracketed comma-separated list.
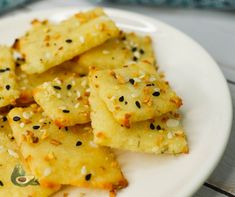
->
[0, 8, 188, 196]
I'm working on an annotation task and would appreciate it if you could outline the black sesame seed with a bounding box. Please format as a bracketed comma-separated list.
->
[119, 96, 124, 102]
[152, 92, 160, 97]
[0, 180, 3, 186]
[66, 84, 72, 90]
[65, 127, 68, 131]
[5, 85, 10, 90]
[76, 141, 82, 146]
[150, 123, 155, 130]
[85, 173, 92, 181]
[53, 85, 61, 90]
[132, 47, 137, 52]
[133, 56, 138, 61]
[140, 49, 145, 54]
[125, 101, 128, 105]
[146, 83, 155, 86]
[121, 36, 126, 41]
[62, 109, 70, 113]
[65, 39, 72, 43]
[33, 125, 40, 130]
[135, 101, 141, 109]
[13, 116, 21, 121]
[5, 68, 10, 71]
[0, 69, 5, 73]
[2, 116, 7, 122]
[156, 125, 161, 130]
[129, 78, 135, 85]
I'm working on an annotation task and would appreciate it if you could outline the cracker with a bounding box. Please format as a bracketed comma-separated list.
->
[89, 84, 188, 154]
[0, 46, 19, 107]
[89, 62, 182, 126]
[16, 60, 83, 104]
[0, 114, 58, 196]
[8, 104, 127, 190]
[33, 75, 90, 126]
[77, 31, 156, 73]
[14, 8, 120, 74]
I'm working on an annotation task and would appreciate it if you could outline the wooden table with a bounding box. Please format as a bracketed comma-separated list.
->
[2, 0, 235, 196]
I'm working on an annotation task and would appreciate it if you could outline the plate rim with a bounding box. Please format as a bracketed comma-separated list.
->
[0, 7, 233, 197]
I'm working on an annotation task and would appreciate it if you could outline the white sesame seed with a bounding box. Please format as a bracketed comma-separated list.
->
[71, 80, 76, 86]
[133, 51, 140, 58]
[23, 112, 31, 119]
[59, 106, 66, 110]
[0, 146, 4, 153]
[8, 149, 19, 158]
[89, 141, 98, 148]
[20, 122, 25, 128]
[74, 103, 80, 108]
[166, 119, 180, 128]
[39, 118, 46, 123]
[56, 93, 61, 99]
[76, 91, 81, 98]
[154, 87, 160, 92]
[152, 147, 159, 152]
[43, 167, 52, 176]
[21, 86, 26, 90]
[54, 78, 62, 85]
[131, 93, 138, 98]
[44, 52, 51, 59]
[86, 88, 90, 93]
[167, 132, 173, 139]
[81, 80, 87, 87]
[80, 36, 85, 43]
[133, 77, 141, 83]
[110, 96, 116, 101]
[81, 166, 87, 175]
[149, 77, 156, 82]
[68, 91, 72, 97]
[102, 50, 110, 54]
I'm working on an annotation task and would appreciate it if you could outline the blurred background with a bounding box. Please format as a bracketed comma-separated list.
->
[0, 0, 234, 196]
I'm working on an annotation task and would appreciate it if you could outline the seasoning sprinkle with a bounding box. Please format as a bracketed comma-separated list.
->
[150, 123, 155, 130]
[135, 101, 141, 109]
[156, 125, 161, 130]
[76, 141, 82, 146]
[5, 85, 10, 90]
[2, 116, 7, 122]
[62, 109, 70, 113]
[85, 173, 92, 181]
[129, 78, 135, 85]
[152, 91, 160, 97]
[13, 116, 21, 121]
[65, 39, 72, 43]
[146, 83, 155, 86]
[133, 56, 138, 61]
[67, 84, 72, 90]
[0, 180, 3, 186]
[119, 96, 124, 102]
[132, 47, 137, 52]
[140, 49, 145, 54]
[33, 125, 40, 130]
[53, 85, 61, 90]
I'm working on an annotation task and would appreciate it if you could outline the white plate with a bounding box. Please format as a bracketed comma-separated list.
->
[0, 8, 232, 197]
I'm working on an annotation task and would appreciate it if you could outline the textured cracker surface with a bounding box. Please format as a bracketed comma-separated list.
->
[0, 114, 57, 197]
[14, 8, 119, 74]
[90, 62, 182, 126]
[89, 85, 188, 154]
[8, 105, 127, 190]
[77, 31, 156, 74]
[0, 46, 19, 107]
[33, 75, 90, 126]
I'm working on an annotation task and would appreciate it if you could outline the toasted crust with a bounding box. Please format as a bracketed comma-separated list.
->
[8, 104, 128, 190]
[89, 62, 182, 125]
[15, 8, 120, 74]
[89, 83, 188, 154]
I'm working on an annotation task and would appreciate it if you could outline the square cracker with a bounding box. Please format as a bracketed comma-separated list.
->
[8, 104, 127, 190]
[0, 114, 58, 196]
[33, 74, 90, 127]
[14, 8, 119, 74]
[77, 31, 156, 74]
[16, 59, 84, 104]
[89, 84, 188, 154]
[0, 46, 19, 107]
[89, 62, 182, 127]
